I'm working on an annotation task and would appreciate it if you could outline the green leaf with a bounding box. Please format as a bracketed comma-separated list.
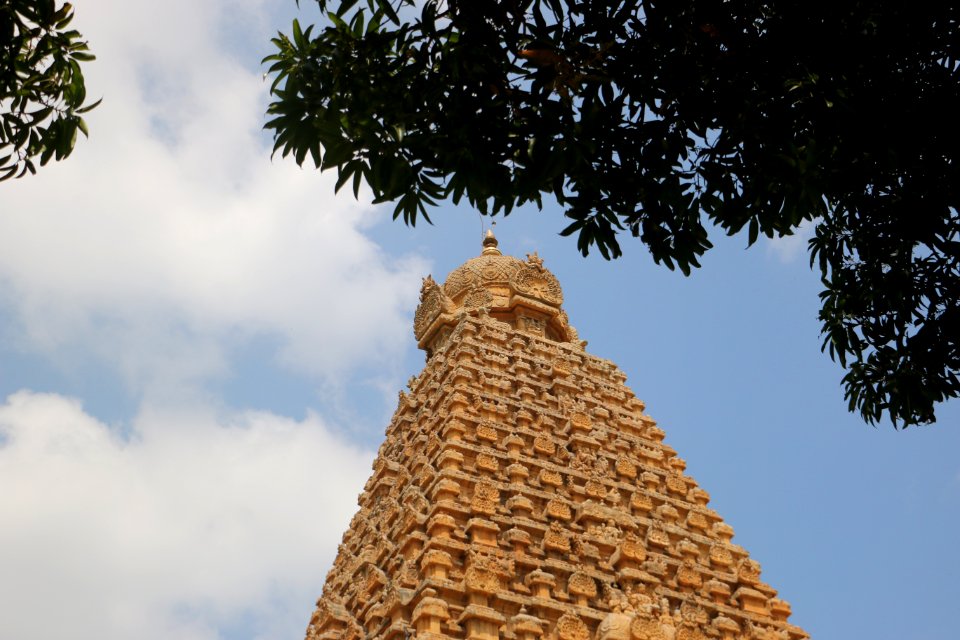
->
[75, 97, 102, 114]
[381, 0, 399, 25]
[337, 0, 361, 17]
[292, 19, 305, 48]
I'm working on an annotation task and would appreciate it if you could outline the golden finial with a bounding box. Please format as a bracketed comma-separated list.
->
[481, 227, 501, 256]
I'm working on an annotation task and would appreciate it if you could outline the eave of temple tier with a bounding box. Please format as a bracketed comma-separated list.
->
[306, 308, 809, 640]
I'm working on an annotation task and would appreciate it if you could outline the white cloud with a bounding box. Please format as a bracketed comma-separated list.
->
[0, 3, 419, 638]
[0, 0, 427, 395]
[0, 390, 374, 640]
[763, 219, 817, 264]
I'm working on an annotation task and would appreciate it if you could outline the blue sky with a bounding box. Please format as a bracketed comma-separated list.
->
[0, 2, 957, 639]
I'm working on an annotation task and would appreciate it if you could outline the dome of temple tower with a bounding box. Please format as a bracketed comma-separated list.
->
[413, 230, 579, 355]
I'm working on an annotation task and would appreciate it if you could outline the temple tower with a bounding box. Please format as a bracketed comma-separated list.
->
[306, 232, 808, 640]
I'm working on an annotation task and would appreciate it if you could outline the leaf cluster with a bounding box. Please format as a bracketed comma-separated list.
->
[265, 0, 960, 427]
[1, 0, 100, 181]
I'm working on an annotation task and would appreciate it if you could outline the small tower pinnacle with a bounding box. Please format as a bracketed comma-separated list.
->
[481, 228, 501, 256]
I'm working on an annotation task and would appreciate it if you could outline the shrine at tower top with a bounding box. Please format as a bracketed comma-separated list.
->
[306, 234, 808, 640]
[414, 230, 582, 358]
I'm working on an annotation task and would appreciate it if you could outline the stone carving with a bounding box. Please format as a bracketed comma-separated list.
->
[615, 455, 638, 479]
[476, 452, 499, 473]
[570, 411, 592, 432]
[704, 578, 732, 604]
[605, 488, 623, 508]
[628, 598, 680, 640]
[471, 481, 500, 516]
[708, 543, 734, 569]
[665, 473, 688, 496]
[420, 274, 439, 298]
[515, 266, 563, 305]
[534, 434, 556, 456]
[412, 588, 451, 634]
[585, 479, 607, 499]
[525, 569, 556, 599]
[599, 614, 632, 640]
[675, 629, 706, 640]
[464, 284, 494, 310]
[422, 549, 454, 580]
[645, 521, 671, 550]
[737, 558, 762, 585]
[612, 532, 647, 569]
[304, 237, 808, 640]
[630, 492, 654, 514]
[464, 549, 513, 595]
[684, 509, 709, 532]
[644, 555, 669, 579]
[769, 598, 792, 622]
[544, 521, 571, 553]
[415, 276, 455, 341]
[711, 615, 740, 640]
[476, 421, 499, 443]
[568, 571, 598, 604]
[545, 498, 573, 522]
[539, 468, 564, 488]
[511, 608, 546, 640]
[676, 560, 703, 590]
[556, 613, 590, 640]
[506, 493, 534, 519]
[572, 535, 601, 562]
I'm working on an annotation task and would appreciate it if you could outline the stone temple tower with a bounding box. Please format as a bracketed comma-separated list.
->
[306, 232, 808, 640]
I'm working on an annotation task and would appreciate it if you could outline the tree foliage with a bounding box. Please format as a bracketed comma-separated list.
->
[264, 0, 960, 427]
[1, 0, 99, 181]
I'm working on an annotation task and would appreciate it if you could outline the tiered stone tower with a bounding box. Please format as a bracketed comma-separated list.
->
[306, 232, 808, 640]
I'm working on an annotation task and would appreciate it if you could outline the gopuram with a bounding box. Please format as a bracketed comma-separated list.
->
[306, 231, 808, 640]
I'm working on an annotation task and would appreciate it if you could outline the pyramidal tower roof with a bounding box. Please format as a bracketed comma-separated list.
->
[307, 235, 808, 640]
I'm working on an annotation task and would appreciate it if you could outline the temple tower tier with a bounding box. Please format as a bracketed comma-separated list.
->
[306, 232, 808, 640]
